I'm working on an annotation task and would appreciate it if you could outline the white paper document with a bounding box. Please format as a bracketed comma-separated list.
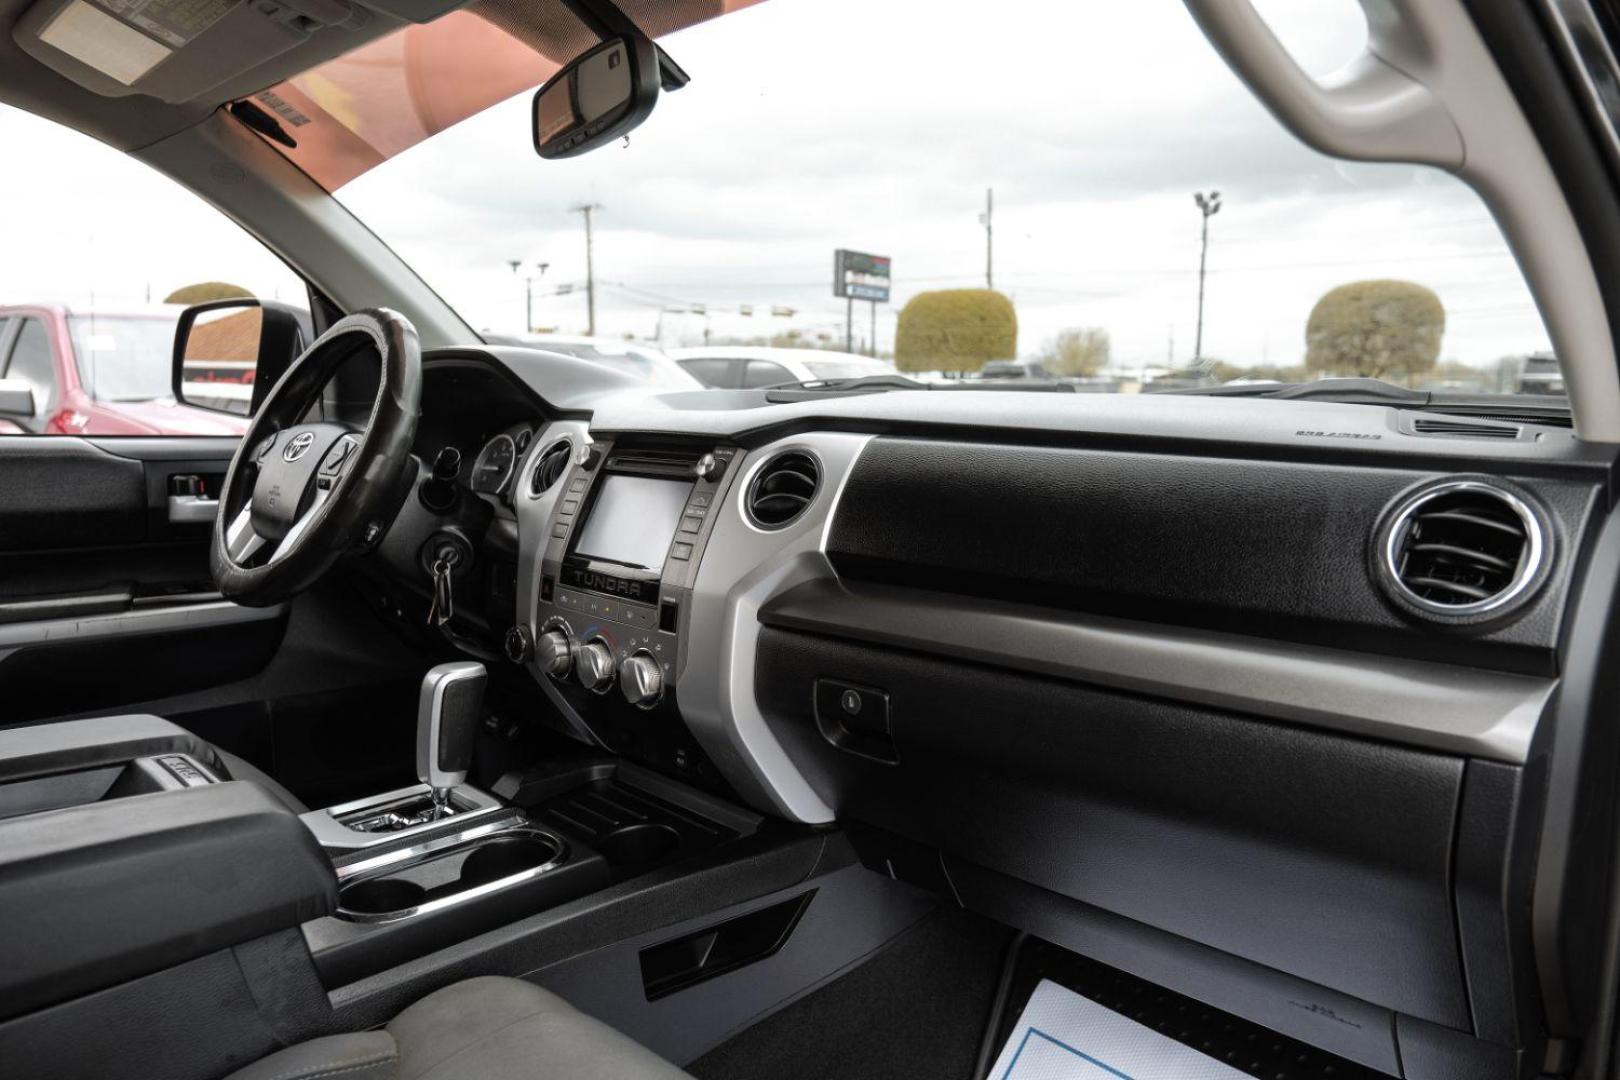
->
[987, 979, 1253, 1080]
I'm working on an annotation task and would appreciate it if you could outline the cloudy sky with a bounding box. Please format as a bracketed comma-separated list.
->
[1, 0, 1552, 373]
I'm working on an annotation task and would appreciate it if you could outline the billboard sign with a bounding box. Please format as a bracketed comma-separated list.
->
[834, 249, 891, 302]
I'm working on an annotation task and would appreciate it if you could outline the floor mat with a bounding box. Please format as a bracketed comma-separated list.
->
[688, 907, 1015, 1080]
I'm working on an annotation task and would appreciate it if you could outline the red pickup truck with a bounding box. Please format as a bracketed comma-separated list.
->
[0, 304, 248, 436]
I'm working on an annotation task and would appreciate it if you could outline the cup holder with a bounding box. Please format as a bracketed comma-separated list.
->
[460, 833, 563, 888]
[597, 823, 679, 867]
[340, 877, 427, 916]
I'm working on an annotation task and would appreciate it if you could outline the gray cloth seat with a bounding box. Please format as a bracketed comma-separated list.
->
[225, 975, 693, 1080]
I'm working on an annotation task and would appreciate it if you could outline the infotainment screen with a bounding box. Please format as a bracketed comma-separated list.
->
[571, 475, 692, 572]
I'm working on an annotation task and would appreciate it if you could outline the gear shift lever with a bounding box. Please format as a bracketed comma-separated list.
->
[416, 661, 487, 819]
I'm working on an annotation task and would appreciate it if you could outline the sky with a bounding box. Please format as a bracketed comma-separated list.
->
[0, 0, 1553, 374]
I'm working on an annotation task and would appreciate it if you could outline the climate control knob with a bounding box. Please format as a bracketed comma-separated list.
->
[619, 651, 665, 709]
[576, 639, 616, 693]
[536, 629, 573, 678]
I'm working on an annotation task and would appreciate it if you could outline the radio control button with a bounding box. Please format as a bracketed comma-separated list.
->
[670, 542, 694, 560]
[678, 516, 702, 534]
[577, 639, 616, 693]
[537, 629, 573, 677]
[619, 651, 664, 709]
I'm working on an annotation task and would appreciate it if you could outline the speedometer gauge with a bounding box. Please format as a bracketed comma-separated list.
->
[471, 434, 518, 494]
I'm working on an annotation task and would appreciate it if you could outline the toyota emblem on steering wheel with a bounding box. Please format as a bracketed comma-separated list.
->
[282, 431, 317, 462]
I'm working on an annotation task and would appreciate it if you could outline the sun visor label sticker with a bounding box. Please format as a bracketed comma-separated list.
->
[89, 0, 237, 49]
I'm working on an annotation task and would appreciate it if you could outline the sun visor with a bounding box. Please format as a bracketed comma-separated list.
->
[13, 0, 375, 103]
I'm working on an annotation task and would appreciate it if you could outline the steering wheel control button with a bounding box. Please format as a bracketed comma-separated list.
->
[619, 651, 665, 709]
[576, 639, 616, 693]
[319, 440, 352, 475]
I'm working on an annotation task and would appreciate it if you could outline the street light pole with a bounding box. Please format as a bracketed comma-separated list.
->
[979, 187, 994, 290]
[1192, 190, 1221, 367]
[509, 261, 551, 332]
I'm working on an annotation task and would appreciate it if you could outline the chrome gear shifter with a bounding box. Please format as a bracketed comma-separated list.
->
[416, 661, 487, 819]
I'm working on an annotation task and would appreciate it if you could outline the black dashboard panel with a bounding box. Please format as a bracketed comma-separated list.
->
[753, 626, 1474, 1030]
[825, 436, 1602, 674]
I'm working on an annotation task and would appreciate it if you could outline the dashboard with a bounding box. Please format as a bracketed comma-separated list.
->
[376, 342, 1620, 1080]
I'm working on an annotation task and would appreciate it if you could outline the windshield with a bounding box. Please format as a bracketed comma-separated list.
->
[489, 335, 701, 388]
[268, 0, 1555, 400]
[68, 314, 180, 402]
[802, 359, 892, 381]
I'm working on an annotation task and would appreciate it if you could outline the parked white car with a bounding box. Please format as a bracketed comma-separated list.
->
[482, 333, 702, 389]
[667, 346, 895, 389]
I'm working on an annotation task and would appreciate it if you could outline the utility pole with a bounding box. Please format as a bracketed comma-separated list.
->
[571, 202, 603, 336]
[979, 188, 994, 289]
[1192, 190, 1221, 367]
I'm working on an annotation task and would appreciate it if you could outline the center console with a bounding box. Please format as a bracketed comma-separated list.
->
[522, 436, 741, 786]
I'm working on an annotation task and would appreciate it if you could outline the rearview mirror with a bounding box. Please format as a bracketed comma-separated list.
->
[0, 377, 36, 418]
[532, 35, 660, 159]
[172, 298, 312, 417]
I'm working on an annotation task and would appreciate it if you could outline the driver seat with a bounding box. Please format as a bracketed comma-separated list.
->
[224, 976, 691, 1080]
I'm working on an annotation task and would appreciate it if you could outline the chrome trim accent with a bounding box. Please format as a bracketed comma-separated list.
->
[334, 826, 569, 924]
[515, 420, 607, 746]
[416, 661, 486, 791]
[299, 782, 505, 852]
[526, 436, 573, 500]
[0, 599, 283, 649]
[282, 431, 316, 462]
[682, 432, 873, 824]
[335, 813, 526, 880]
[1380, 479, 1549, 617]
[742, 448, 823, 532]
[762, 579, 1554, 765]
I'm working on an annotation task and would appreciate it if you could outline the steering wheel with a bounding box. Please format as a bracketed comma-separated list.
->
[211, 309, 422, 607]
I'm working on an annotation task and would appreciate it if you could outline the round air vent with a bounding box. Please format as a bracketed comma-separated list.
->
[746, 450, 821, 529]
[529, 439, 572, 497]
[1378, 479, 1549, 620]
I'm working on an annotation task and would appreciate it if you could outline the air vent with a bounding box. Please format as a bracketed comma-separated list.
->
[1381, 481, 1547, 618]
[529, 439, 572, 497]
[1411, 417, 1522, 440]
[746, 451, 820, 529]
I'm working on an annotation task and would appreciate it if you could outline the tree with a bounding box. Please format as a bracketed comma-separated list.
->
[1305, 280, 1444, 380]
[894, 289, 1017, 373]
[164, 282, 254, 305]
[1039, 327, 1110, 376]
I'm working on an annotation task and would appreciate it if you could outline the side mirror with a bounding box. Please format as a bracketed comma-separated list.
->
[0, 377, 36, 418]
[532, 34, 661, 159]
[172, 298, 311, 417]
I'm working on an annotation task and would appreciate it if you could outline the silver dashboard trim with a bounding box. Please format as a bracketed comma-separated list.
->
[681, 432, 874, 824]
[760, 579, 1554, 764]
[515, 419, 608, 746]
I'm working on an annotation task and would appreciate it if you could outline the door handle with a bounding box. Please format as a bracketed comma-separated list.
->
[167, 495, 219, 525]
